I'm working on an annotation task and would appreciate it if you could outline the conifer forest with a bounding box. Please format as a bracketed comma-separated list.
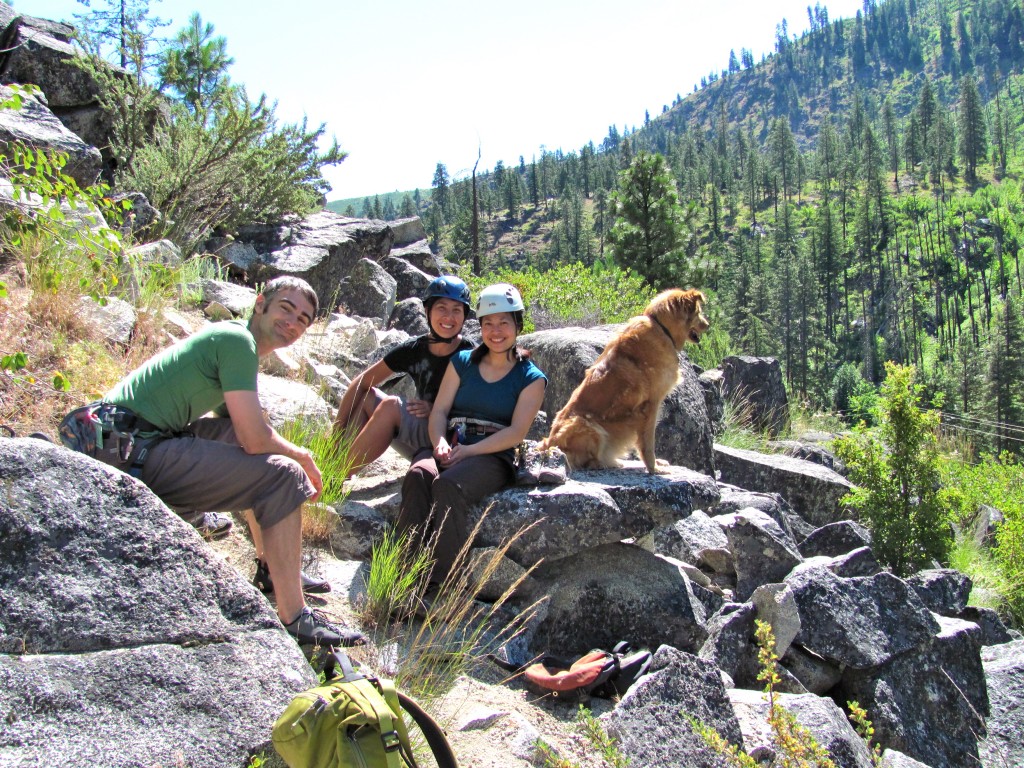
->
[363, 0, 1024, 458]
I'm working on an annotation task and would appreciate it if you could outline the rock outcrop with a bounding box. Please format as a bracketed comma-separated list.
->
[0, 439, 315, 768]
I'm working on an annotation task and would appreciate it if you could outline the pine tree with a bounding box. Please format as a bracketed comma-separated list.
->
[400, 194, 415, 218]
[74, 0, 167, 75]
[985, 291, 1024, 455]
[607, 151, 686, 288]
[833, 363, 960, 576]
[957, 75, 988, 184]
[157, 13, 233, 123]
[431, 163, 450, 223]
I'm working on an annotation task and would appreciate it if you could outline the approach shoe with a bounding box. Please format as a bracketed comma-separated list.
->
[182, 511, 233, 540]
[284, 607, 365, 647]
[253, 558, 332, 595]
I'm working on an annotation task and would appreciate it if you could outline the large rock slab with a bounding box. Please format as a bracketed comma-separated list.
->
[714, 444, 853, 527]
[253, 212, 394, 309]
[467, 463, 720, 568]
[257, 372, 335, 430]
[904, 568, 972, 616]
[607, 646, 743, 768]
[0, 83, 102, 188]
[521, 326, 715, 474]
[529, 543, 709, 656]
[716, 508, 803, 602]
[337, 257, 397, 320]
[606, 651, 745, 768]
[721, 355, 789, 437]
[836, 616, 988, 768]
[785, 567, 939, 670]
[978, 639, 1024, 768]
[388, 217, 427, 248]
[0, 439, 315, 768]
[644, 508, 733, 574]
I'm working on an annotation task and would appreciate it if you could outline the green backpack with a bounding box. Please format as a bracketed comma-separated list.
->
[272, 652, 457, 768]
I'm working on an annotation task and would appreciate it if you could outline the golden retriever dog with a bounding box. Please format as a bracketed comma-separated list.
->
[540, 289, 709, 473]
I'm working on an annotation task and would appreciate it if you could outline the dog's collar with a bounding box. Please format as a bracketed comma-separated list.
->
[650, 315, 678, 348]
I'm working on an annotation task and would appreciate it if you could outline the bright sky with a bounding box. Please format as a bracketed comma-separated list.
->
[20, 0, 865, 202]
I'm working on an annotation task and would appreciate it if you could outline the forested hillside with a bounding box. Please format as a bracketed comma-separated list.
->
[402, 0, 1024, 458]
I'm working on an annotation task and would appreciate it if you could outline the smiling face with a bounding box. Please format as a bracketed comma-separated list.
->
[249, 287, 315, 356]
[427, 297, 467, 339]
[480, 311, 518, 355]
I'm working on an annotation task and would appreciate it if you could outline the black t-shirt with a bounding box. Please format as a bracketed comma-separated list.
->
[382, 335, 475, 402]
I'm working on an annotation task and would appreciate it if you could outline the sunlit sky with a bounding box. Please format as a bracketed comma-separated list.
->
[20, 0, 866, 201]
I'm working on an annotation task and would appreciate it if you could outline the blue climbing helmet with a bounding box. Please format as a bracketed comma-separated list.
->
[423, 275, 471, 311]
[423, 275, 470, 342]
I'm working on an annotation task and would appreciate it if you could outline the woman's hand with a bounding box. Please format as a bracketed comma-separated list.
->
[405, 398, 432, 419]
[434, 437, 453, 465]
[435, 438, 473, 468]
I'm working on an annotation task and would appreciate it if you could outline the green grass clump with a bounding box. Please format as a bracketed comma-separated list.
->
[278, 415, 356, 510]
[359, 509, 543, 706]
[360, 527, 433, 629]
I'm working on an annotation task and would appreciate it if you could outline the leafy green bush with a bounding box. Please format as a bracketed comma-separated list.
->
[942, 452, 1024, 626]
[468, 262, 653, 333]
[830, 363, 877, 426]
[833, 363, 964, 576]
[115, 90, 344, 252]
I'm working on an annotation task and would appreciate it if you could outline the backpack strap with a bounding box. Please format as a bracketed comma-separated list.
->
[399, 691, 458, 768]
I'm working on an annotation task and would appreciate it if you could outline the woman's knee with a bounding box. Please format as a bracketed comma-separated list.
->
[367, 390, 401, 422]
[431, 474, 468, 509]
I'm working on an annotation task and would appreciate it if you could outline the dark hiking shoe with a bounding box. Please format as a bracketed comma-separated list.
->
[189, 511, 233, 540]
[253, 558, 332, 595]
[283, 607, 365, 647]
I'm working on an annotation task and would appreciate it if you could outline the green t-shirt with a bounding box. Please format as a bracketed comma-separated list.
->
[106, 320, 258, 432]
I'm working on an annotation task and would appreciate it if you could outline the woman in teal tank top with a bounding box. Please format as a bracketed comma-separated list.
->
[396, 284, 547, 602]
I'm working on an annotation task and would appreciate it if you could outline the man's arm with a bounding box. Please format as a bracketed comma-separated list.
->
[223, 389, 323, 499]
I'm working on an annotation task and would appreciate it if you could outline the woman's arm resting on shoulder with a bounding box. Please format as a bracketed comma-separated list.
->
[223, 389, 323, 499]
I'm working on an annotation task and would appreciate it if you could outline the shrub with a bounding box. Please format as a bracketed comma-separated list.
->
[832, 363, 964, 576]
[692, 620, 883, 767]
[943, 452, 1024, 626]
[467, 263, 653, 333]
[115, 88, 345, 252]
[830, 362, 877, 426]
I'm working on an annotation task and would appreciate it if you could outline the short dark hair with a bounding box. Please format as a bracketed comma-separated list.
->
[261, 276, 319, 317]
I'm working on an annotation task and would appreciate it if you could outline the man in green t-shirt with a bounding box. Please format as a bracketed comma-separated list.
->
[92, 276, 362, 648]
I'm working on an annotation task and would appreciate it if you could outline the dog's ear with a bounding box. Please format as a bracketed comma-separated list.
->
[672, 289, 704, 315]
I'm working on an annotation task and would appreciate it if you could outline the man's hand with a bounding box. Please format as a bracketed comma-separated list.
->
[294, 447, 323, 501]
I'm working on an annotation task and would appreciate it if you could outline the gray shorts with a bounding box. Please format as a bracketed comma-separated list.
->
[139, 418, 315, 530]
[390, 396, 431, 461]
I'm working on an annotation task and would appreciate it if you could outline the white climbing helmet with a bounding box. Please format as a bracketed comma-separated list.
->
[475, 283, 525, 318]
